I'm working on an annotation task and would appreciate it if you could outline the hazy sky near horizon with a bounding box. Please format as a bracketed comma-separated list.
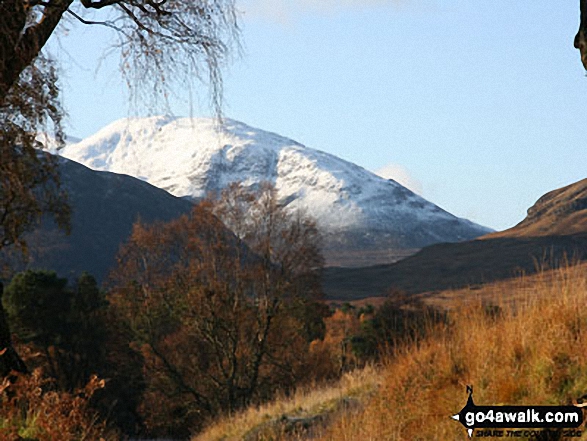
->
[48, 0, 587, 231]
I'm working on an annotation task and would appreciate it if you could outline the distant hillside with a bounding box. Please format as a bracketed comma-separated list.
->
[59, 116, 491, 266]
[6, 157, 194, 282]
[485, 178, 587, 238]
[322, 234, 587, 300]
[323, 179, 587, 300]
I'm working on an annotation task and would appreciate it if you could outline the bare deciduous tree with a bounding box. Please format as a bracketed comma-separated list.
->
[108, 184, 325, 437]
[0, 0, 240, 111]
[0, 0, 239, 376]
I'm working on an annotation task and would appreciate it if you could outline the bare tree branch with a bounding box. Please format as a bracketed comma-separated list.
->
[576, 0, 587, 69]
[79, 0, 121, 9]
[65, 8, 122, 31]
[0, 0, 73, 99]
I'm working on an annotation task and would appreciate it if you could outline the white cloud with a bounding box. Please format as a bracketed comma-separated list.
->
[374, 163, 423, 195]
[240, 0, 406, 23]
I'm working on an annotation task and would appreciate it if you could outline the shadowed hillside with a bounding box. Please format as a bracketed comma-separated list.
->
[323, 234, 587, 300]
[323, 179, 587, 300]
[59, 116, 491, 267]
[4, 157, 194, 282]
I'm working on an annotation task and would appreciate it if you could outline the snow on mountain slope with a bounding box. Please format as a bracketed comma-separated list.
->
[60, 116, 492, 266]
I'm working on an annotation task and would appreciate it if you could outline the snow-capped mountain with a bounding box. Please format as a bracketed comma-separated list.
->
[60, 116, 492, 266]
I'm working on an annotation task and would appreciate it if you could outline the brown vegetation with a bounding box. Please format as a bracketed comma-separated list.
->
[3, 181, 585, 440]
[486, 178, 587, 238]
[0, 0, 240, 382]
[0, 369, 110, 440]
[108, 184, 328, 437]
[197, 263, 587, 441]
[193, 365, 380, 441]
[320, 263, 587, 440]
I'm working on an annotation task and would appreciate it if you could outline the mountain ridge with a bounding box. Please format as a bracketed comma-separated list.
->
[5, 157, 195, 282]
[485, 178, 587, 238]
[59, 116, 491, 266]
[323, 178, 587, 300]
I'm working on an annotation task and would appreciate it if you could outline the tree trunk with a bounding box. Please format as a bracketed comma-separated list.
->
[575, 0, 587, 69]
[0, 0, 73, 100]
[0, 0, 27, 99]
[0, 282, 27, 376]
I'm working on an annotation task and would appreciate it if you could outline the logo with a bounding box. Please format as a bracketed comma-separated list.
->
[451, 386, 584, 438]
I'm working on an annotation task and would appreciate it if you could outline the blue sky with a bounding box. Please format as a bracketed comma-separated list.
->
[49, 0, 587, 231]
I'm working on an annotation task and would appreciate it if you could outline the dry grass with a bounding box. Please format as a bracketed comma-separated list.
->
[192, 365, 380, 441]
[194, 263, 587, 440]
[318, 263, 587, 440]
[416, 261, 587, 310]
[0, 369, 111, 441]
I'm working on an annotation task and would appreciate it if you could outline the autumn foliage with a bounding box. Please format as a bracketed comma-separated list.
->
[108, 183, 328, 437]
[0, 369, 108, 441]
[1, 183, 455, 439]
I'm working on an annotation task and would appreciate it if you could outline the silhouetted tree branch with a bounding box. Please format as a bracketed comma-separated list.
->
[0, 0, 238, 379]
[0, 0, 240, 112]
[576, 0, 587, 69]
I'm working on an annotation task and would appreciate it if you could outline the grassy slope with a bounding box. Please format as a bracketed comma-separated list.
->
[319, 263, 587, 440]
[486, 178, 587, 238]
[199, 263, 587, 440]
[193, 366, 380, 441]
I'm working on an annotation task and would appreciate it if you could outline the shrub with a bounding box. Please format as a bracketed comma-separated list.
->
[0, 369, 112, 441]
